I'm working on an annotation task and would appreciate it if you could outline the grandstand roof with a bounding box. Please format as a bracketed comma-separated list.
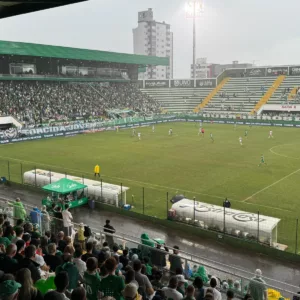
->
[0, 0, 87, 19]
[0, 40, 169, 66]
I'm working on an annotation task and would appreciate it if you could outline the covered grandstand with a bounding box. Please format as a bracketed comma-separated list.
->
[0, 40, 169, 125]
[139, 66, 300, 115]
[0, 40, 169, 81]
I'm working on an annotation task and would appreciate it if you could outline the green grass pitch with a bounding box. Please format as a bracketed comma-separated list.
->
[0, 122, 300, 252]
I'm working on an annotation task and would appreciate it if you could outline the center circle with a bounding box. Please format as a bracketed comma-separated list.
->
[270, 144, 300, 160]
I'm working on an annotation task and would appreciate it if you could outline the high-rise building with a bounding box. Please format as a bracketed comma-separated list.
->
[190, 58, 210, 79]
[133, 8, 173, 80]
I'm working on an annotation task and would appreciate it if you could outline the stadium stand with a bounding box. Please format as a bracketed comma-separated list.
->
[201, 77, 279, 115]
[140, 87, 213, 112]
[267, 76, 300, 104]
[0, 81, 160, 124]
[194, 78, 230, 112]
[0, 197, 297, 300]
[140, 75, 296, 116]
[250, 75, 286, 114]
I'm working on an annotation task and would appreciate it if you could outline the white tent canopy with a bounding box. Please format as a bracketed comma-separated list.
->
[24, 169, 129, 207]
[170, 198, 281, 245]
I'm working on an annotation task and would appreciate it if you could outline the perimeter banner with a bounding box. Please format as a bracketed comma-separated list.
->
[289, 66, 300, 76]
[195, 79, 216, 88]
[1, 116, 300, 144]
[144, 80, 169, 88]
[266, 67, 288, 76]
[245, 68, 266, 77]
[170, 79, 193, 88]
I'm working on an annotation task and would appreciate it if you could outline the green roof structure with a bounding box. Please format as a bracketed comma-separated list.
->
[42, 178, 87, 194]
[0, 40, 169, 66]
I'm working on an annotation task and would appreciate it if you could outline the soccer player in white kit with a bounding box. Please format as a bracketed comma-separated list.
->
[152, 125, 155, 133]
[198, 128, 202, 136]
[268, 130, 274, 138]
[169, 128, 173, 136]
[239, 136, 243, 146]
[138, 132, 141, 140]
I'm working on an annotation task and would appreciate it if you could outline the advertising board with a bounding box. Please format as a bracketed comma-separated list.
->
[145, 80, 169, 88]
[266, 67, 288, 76]
[170, 79, 193, 88]
[196, 79, 216, 88]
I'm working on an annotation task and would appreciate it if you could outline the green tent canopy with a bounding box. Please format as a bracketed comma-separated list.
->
[42, 178, 87, 194]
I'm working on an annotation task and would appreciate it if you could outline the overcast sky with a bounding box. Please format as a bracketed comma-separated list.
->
[1, 0, 300, 78]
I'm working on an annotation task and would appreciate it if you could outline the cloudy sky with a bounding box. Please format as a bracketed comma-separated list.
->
[1, 0, 300, 78]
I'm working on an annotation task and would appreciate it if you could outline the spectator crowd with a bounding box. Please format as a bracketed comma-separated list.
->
[0, 197, 270, 300]
[0, 81, 160, 125]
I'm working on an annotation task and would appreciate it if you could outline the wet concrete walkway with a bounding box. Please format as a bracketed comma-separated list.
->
[0, 184, 299, 292]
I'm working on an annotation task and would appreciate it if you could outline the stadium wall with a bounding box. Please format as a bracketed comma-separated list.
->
[138, 78, 217, 88]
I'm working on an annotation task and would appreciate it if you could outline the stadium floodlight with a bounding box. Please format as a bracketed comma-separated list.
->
[185, 0, 204, 79]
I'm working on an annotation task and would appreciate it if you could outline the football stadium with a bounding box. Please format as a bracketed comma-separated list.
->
[0, 1, 300, 300]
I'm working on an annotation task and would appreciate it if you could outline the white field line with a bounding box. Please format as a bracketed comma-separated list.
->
[243, 168, 300, 202]
[0, 155, 225, 200]
[243, 202, 291, 212]
[0, 155, 292, 212]
[269, 144, 300, 160]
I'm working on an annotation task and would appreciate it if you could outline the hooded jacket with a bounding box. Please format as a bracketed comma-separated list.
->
[12, 201, 26, 220]
[141, 233, 155, 247]
[94, 165, 100, 173]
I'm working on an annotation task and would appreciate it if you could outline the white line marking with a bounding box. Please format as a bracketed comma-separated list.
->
[0, 155, 226, 200]
[0, 155, 292, 213]
[269, 144, 300, 160]
[243, 168, 300, 202]
[243, 202, 291, 212]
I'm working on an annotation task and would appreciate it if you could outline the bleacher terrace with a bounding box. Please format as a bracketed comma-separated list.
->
[202, 77, 275, 115]
[141, 87, 213, 113]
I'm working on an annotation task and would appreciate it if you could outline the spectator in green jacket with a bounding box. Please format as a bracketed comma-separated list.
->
[55, 253, 80, 291]
[11, 198, 26, 223]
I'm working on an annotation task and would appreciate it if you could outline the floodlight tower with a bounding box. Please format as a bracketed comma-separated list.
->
[185, 1, 204, 79]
